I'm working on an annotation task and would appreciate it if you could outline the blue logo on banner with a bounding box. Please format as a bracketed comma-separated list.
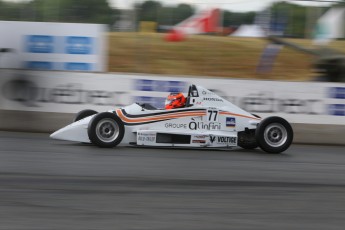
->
[328, 104, 345, 116]
[25, 61, 53, 70]
[65, 36, 93, 54]
[134, 79, 186, 92]
[26, 35, 54, 53]
[328, 87, 345, 116]
[65, 62, 92, 71]
[226, 117, 236, 127]
[329, 87, 345, 99]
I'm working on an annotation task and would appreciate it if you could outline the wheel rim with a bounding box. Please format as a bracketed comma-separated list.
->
[263, 123, 288, 147]
[95, 118, 119, 143]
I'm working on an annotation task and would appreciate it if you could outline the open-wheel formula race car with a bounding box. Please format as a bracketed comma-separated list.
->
[50, 84, 294, 153]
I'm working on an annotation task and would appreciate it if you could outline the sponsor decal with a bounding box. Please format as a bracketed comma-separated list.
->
[328, 104, 345, 116]
[1, 79, 129, 107]
[192, 116, 203, 121]
[329, 87, 345, 99]
[26, 35, 54, 53]
[165, 123, 187, 129]
[226, 117, 236, 127]
[65, 62, 92, 71]
[210, 135, 216, 143]
[210, 135, 237, 145]
[192, 140, 206, 144]
[189, 121, 221, 130]
[204, 89, 323, 115]
[218, 136, 237, 144]
[65, 36, 93, 55]
[22, 31, 101, 71]
[192, 134, 207, 144]
[207, 110, 219, 121]
[240, 92, 321, 115]
[25, 61, 53, 70]
[328, 87, 345, 116]
[203, 97, 223, 102]
[191, 89, 198, 97]
[202, 90, 216, 95]
[137, 133, 156, 142]
[134, 79, 187, 93]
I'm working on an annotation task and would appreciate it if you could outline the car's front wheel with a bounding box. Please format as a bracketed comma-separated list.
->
[74, 109, 97, 122]
[88, 112, 125, 148]
[255, 116, 293, 154]
[238, 129, 258, 149]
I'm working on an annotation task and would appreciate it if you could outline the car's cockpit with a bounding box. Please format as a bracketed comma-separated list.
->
[137, 103, 158, 110]
[136, 84, 199, 110]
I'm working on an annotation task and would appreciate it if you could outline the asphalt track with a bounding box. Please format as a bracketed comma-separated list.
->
[0, 131, 344, 230]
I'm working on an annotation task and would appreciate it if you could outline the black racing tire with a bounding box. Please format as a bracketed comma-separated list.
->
[238, 129, 258, 149]
[238, 142, 259, 150]
[88, 112, 125, 148]
[255, 116, 293, 154]
[74, 109, 98, 122]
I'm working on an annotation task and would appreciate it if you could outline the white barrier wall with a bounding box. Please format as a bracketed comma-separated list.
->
[0, 69, 345, 125]
[0, 21, 107, 72]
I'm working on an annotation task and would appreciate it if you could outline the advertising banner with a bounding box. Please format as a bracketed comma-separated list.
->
[0, 69, 344, 125]
[0, 21, 107, 72]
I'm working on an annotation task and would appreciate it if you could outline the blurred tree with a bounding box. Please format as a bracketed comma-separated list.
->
[271, 2, 303, 37]
[336, 0, 345, 6]
[137, 0, 162, 22]
[336, 0, 345, 38]
[270, 2, 321, 38]
[222, 11, 256, 27]
[1, 0, 343, 35]
[0, 1, 27, 20]
[174, 4, 194, 24]
[57, 0, 113, 24]
[136, 1, 194, 25]
[156, 6, 175, 25]
[12, 0, 114, 25]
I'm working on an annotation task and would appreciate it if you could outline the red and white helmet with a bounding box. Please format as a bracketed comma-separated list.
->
[165, 92, 186, 109]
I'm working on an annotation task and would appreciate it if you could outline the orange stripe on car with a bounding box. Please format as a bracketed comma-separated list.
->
[116, 109, 206, 123]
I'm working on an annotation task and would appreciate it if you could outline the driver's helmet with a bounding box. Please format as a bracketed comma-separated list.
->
[165, 92, 186, 109]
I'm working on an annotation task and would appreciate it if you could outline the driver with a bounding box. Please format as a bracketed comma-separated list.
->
[165, 92, 186, 109]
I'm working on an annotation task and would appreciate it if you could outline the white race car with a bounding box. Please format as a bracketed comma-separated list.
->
[50, 84, 293, 153]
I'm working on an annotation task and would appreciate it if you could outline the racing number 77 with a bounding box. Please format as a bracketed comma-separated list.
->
[208, 110, 218, 121]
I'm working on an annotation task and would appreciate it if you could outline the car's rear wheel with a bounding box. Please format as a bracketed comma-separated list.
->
[255, 116, 293, 154]
[88, 112, 125, 148]
[74, 109, 97, 122]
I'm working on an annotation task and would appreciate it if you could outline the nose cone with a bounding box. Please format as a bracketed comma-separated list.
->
[50, 118, 91, 143]
[50, 129, 63, 140]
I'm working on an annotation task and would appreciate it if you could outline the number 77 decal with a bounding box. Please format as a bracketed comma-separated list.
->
[207, 109, 219, 122]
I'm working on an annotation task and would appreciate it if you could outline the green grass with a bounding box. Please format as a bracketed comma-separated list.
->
[108, 32, 345, 81]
